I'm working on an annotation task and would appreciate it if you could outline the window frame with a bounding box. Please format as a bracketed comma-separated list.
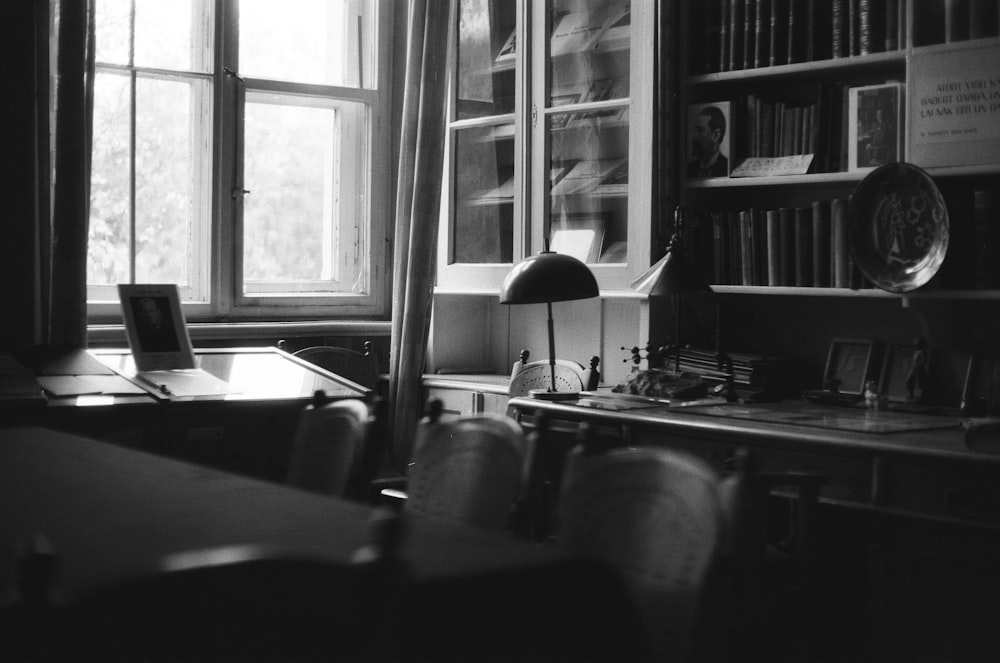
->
[87, 0, 394, 323]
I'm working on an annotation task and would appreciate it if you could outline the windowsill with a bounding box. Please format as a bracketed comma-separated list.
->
[88, 319, 392, 346]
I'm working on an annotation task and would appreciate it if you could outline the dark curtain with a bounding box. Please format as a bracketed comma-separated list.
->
[388, 0, 456, 471]
[0, 0, 93, 352]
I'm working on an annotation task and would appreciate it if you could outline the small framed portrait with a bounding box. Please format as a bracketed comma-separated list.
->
[823, 338, 875, 396]
[879, 342, 919, 403]
[550, 214, 606, 263]
[848, 82, 902, 172]
[961, 347, 1000, 416]
[686, 102, 731, 178]
[118, 283, 196, 372]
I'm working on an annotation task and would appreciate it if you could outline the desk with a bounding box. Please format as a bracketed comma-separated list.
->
[508, 396, 1000, 662]
[13, 348, 368, 481]
[0, 427, 649, 662]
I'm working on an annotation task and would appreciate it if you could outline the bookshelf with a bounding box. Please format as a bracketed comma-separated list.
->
[437, 0, 654, 293]
[679, 0, 1000, 300]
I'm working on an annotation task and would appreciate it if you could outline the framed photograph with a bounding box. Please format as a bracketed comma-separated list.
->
[686, 102, 732, 178]
[962, 347, 1000, 415]
[550, 215, 606, 263]
[823, 338, 875, 396]
[848, 82, 902, 172]
[879, 343, 919, 403]
[118, 284, 196, 372]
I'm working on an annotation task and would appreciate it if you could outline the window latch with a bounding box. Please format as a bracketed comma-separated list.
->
[223, 67, 245, 82]
[232, 188, 250, 199]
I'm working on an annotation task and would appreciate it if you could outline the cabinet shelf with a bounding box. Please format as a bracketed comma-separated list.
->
[686, 171, 867, 189]
[688, 50, 907, 86]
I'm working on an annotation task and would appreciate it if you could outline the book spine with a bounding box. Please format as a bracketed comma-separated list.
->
[753, 209, 768, 285]
[766, 209, 782, 286]
[885, 0, 899, 50]
[849, 0, 858, 55]
[787, 0, 798, 63]
[794, 206, 813, 286]
[712, 211, 726, 284]
[754, 0, 767, 67]
[831, 198, 850, 287]
[779, 207, 796, 286]
[745, 0, 755, 68]
[974, 190, 1000, 288]
[730, 0, 744, 70]
[770, 0, 783, 65]
[968, 0, 990, 40]
[740, 210, 752, 286]
[806, 0, 816, 61]
[833, 0, 848, 56]
[859, 0, 873, 53]
[720, 0, 731, 71]
[811, 200, 831, 287]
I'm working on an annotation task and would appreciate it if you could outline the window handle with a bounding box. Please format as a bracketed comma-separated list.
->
[223, 67, 245, 82]
[232, 188, 250, 199]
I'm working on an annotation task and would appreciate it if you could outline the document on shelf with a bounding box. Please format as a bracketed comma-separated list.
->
[135, 368, 240, 399]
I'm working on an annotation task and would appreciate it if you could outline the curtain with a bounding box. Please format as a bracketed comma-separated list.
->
[0, 0, 93, 352]
[388, 0, 456, 472]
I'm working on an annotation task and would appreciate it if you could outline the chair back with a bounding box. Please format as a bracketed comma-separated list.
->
[286, 397, 370, 498]
[558, 445, 728, 662]
[509, 359, 585, 397]
[405, 415, 528, 531]
[293, 343, 378, 390]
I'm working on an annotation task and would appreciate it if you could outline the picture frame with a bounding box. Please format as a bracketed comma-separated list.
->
[686, 102, 732, 178]
[848, 82, 902, 172]
[961, 347, 1000, 415]
[879, 342, 918, 403]
[118, 283, 196, 372]
[823, 338, 875, 396]
[550, 215, 606, 263]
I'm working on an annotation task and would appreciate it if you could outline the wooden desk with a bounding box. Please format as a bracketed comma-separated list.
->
[508, 396, 1000, 662]
[0, 427, 648, 662]
[13, 348, 368, 481]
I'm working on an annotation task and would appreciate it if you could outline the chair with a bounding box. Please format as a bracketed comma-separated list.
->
[404, 413, 529, 532]
[284, 340, 379, 390]
[557, 445, 734, 662]
[285, 394, 374, 500]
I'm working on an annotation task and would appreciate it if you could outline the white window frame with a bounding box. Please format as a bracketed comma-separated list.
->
[87, 0, 393, 322]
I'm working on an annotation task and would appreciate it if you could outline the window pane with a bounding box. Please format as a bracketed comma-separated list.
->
[89, 71, 132, 285]
[242, 94, 365, 294]
[451, 124, 515, 264]
[239, 0, 373, 88]
[456, 0, 516, 119]
[95, 0, 131, 65]
[549, 1, 630, 105]
[135, 75, 210, 286]
[135, 0, 212, 72]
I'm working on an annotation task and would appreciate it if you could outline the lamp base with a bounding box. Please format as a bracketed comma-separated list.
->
[529, 388, 580, 401]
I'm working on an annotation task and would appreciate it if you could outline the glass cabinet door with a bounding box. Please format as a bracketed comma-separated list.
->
[439, 0, 522, 289]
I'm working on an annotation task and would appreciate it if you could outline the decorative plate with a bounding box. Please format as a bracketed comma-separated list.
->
[847, 162, 949, 293]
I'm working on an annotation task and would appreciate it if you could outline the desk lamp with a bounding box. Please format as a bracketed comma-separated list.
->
[630, 207, 712, 371]
[500, 250, 599, 399]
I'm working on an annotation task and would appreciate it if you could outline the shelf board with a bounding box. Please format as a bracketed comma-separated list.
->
[709, 285, 1000, 300]
[685, 171, 866, 188]
[687, 51, 906, 85]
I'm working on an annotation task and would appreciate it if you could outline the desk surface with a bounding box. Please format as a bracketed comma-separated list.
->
[0, 426, 648, 661]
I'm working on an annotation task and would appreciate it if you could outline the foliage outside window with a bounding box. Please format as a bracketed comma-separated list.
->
[88, 0, 391, 320]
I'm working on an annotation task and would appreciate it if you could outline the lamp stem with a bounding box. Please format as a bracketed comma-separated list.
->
[547, 300, 557, 392]
[675, 294, 682, 372]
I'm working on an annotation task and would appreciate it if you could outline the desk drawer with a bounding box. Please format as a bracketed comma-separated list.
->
[883, 459, 1000, 527]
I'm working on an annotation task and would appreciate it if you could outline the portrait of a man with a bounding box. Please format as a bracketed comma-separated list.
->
[132, 296, 180, 353]
[686, 102, 731, 178]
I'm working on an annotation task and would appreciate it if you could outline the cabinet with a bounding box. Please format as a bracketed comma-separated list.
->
[677, 0, 1000, 300]
[437, 0, 655, 293]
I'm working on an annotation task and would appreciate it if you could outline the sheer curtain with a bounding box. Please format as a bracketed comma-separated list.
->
[0, 0, 93, 352]
[388, 0, 456, 471]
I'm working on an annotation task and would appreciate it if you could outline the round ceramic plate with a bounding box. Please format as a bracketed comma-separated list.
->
[847, 163, 949, 293]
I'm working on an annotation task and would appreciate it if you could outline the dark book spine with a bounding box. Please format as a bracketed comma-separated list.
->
[831, 198, 850, 287]
[770, 0, 783, 65]
[974, 190, 1000, 288]
[833, 0, 848, 56]
[849, 0, 858, 54]
[806, 0, 816, 61]
[794, 206, 813, 286]
[754, 0, 768, 67]
[787, 0, 798, 63]
[766, 208, 782, 286]
[859, 0, 874, 53]
[885, 0, 900, 49]
[779, 207, 796, 286]
[811, 200, 831, 287]
[968, 0, 992, 39]
[712, 211, 726, 284]
[745, 0, 756, 68]
[730, 0, 744, 70]
[753, 209, 768, 285]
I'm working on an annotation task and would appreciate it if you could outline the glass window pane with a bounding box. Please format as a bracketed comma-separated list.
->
[451, 124, 515, 264]
[549, 0, 630, 106]
[135, 76, 209, 285]
[456, 0, 516, 119]
[135, 0, 210, 72]
[549, 112, 628, 264]
[89, 71, 132, 285]
[95, 0, 132, 65]
[239, 0, 373, 88]
[242, 95, 366, 294]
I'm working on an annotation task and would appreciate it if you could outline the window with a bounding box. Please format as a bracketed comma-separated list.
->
[88, 0, 392, 320]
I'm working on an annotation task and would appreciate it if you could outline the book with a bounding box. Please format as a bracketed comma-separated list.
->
[730, 0, 744, 70]
[779, 207, 797, 287]
[973, 189, 1000, 288]
[711, 211, 727, 283]
[833, 0, 848, 57]
[551, 159, 625, 196]
[794, 206, 813, 286]
[766, 209, 781, 286]
[811, 200, 831, 287]
[769, 0, 785, 65]
[753, 0, 768, 67]
[831, 198, 851, 287]
[967, 0, 996, 40]
[849, 0, 858, 54]
[720, 0, 731, 71]
[885, 0, 900, 49]
[787, 0, 799, 63]
[944, 0, 970, 43]
[744, 0, 755, 69]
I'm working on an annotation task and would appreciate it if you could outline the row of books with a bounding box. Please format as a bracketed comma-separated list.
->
[701, 200, 865, 288]
[675, 348, 806, 397]
[695, 0, 905, 74]
[913, 0, 1000, 46]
